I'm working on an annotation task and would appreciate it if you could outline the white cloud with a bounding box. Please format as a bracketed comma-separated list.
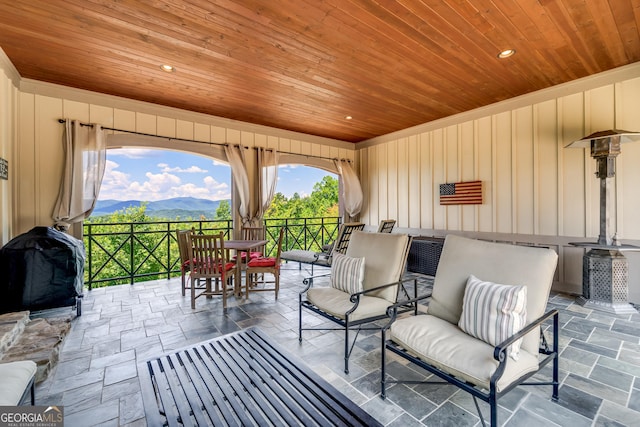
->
[203, 176, 231, 200]
[98, 162, 231, 201]
[165, 183, 211, 199]
[203, 176, 229, 190]
[127, 172, 182, 197]
[108, 148, 159, 159]
[158, 164, 209, 173]
[279, 164, 298, 172]
[98, 160, 133, 200]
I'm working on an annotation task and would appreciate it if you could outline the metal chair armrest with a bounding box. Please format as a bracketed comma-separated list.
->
[300, 273, 331, 293]
[493, 308, 559, 362]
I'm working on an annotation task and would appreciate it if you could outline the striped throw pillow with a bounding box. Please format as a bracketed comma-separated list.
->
[330, 253, 365, 294]
[458, 275, 527, 360]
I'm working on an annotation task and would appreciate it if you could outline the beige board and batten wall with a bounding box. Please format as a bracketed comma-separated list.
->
[357, 62, 640, 302]
[0, 52, 19, 245]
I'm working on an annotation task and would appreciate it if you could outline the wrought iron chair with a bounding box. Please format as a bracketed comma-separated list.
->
[187, 232, 235, 309]
[245, 227, 284, 299]
[321, 220, 395, 253]
[376, 219, 396, 233]
[299, 231, 415, 374]
[282, 222, 365, 274]
[381, 235, 559, 427]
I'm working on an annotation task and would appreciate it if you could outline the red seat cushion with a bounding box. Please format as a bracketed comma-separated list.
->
[232, 251, 263, 262]
[192, 259, 235, 273]
[247, 257, 278, 268]
[221, 261, 236, 272]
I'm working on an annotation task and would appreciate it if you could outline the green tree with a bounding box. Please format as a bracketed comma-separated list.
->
[264, 175, 339, 219]
[215, 199, 232, 220]
[85, 203, 178, 287]
[309, 175, 339, 215]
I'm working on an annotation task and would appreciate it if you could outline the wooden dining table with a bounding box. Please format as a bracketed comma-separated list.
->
[224, 239, 268, 296]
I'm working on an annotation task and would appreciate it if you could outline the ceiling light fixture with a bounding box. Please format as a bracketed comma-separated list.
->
[497, 49, 516, 59]
[160, 64, 175, 72]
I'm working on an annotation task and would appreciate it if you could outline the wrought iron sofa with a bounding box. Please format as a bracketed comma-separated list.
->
[382, 234, 559, 427]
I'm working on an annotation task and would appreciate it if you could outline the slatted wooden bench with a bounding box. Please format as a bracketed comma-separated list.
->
[139, 327, 382, 427]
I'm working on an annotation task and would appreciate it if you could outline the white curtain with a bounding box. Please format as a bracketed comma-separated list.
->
[224, 144, 253, 225]
[52, 120, 106, 231]
[334, 159, 363, 219]
[257, 148, 278, 220]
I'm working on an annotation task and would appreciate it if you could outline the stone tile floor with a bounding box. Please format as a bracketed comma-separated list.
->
[33, 267, 640, 426]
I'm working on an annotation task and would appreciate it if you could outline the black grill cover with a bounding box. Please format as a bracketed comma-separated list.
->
[0, 226, 85, 314]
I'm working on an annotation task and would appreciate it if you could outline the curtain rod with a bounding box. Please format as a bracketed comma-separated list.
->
[58, 118, 351, 163]
[58, 118, 228, 147]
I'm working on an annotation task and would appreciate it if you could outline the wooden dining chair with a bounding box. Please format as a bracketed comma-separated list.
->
[230, 226, 265, 264]
[241, 226, 266, 259]
[187, 232, 235, 309]
[176, 229, 192, 296]
[245, 227, 284, 299]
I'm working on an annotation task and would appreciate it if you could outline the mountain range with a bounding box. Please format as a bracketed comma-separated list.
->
[92, 197, 227, 219]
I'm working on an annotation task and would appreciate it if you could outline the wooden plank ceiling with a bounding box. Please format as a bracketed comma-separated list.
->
[0, 0, 638, 142]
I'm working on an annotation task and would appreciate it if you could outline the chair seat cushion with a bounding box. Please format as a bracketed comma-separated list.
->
[247, 257, 278, 268]
[281, 250, 330, 266]
[193, 260, 235, 272]
[0, 361, 37, 405]
[307, 287, 390, 322]
[390, 314, 538, 392]
[232, 251, 263, 262]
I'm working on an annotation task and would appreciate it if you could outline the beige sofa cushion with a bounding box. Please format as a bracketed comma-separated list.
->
[427, 235, 557, 354]
[390, 314, 539, 392]
[345, 231, 410, 302]
[307, 287, 391, 321]
[0, 360, 37, 405]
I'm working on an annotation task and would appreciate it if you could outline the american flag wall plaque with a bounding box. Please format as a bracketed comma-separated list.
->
[439, 180, 482, 205]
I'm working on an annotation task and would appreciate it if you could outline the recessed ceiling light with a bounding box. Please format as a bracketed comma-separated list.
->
[345, 115, 353, 120]
[160, 64, 175, 72]
[497, 49, 516, 59]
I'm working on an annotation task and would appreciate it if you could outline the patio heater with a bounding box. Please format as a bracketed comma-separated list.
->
[566, 130, 640, 314]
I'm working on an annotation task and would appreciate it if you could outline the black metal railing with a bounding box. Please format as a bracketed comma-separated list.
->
[83, 217, 341, 289]
[264, 217, 341, 254]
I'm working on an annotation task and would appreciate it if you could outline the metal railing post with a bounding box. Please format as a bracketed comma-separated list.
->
[129, 223, 135, 285]
[166, 222, 171, 280]
[87, 224, 93, 290]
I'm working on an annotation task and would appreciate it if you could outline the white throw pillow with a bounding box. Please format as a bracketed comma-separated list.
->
[458, 275, 527, 360]
[330, 253, 365, 294]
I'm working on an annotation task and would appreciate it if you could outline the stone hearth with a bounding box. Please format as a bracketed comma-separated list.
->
[0, 311, 71, 383]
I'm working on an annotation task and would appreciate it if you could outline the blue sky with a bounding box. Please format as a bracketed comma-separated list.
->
[99, 148, 334, 201]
